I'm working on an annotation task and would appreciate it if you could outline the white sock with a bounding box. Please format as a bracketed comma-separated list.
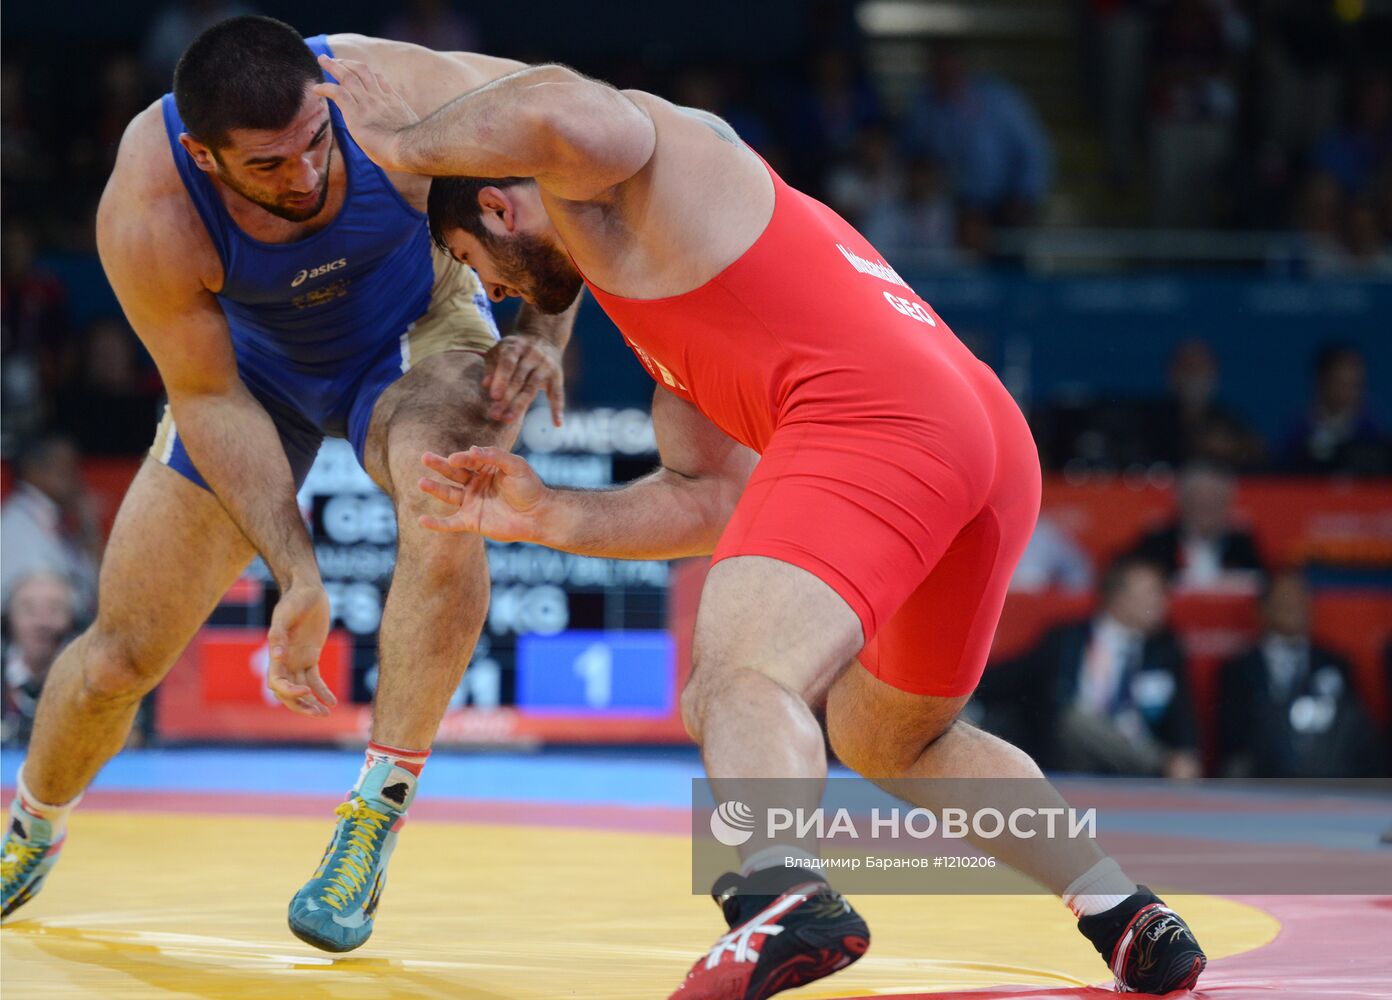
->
[15, 765, 80, 840]
[740, 844, 819, 877]
[1063, 858, 1137, 917]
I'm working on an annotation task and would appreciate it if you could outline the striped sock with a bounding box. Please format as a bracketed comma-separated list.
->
[356, 741, 430, 805]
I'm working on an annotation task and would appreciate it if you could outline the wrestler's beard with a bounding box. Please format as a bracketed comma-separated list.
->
[487, 230, 584, 315]
[218, 141, 333, 223]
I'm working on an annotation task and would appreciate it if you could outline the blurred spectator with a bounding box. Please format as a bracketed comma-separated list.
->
[1217, 571, 1382, 778]
[0, 434, 102, 617]
[1312, 73, 1392, 200]
[381, 0, 481, 54]
[1, 61, 50, 191]
[1, 221, 73, 450]
[1280, 343, 1390, 475]
[2, 221, 72, 382]
[1127, 460, 1264, 588]
[1341, 197, 1392, 276]
[1009, 516, 1094, 593]
[900, 41, 1052, 224]
[68, 55, 154, 187]
[1292, 172, 1358, 275]
[1291, 176, 1392, 277]
[1033, 391, 1159, 471]
[861, 157, 960, 268]
[786, 48, 883, 194]
[1, 571, 78, 747]
[1141, 339, 1265, 469]
[142, 0, 257, 84]
[54, 318, 163, 455]
[825, 122, 904, 229]
[977, 556, 1202, 778]
[1146, 0, 1249, 225]
[672, 66, 776, 159]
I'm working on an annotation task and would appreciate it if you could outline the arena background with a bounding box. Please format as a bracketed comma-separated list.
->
[2, 2, 1391, 998]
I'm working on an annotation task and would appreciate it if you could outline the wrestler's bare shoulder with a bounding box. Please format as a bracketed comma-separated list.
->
[616, 89, 770, 208]
[99, 100, 220, 289]
[327, 34, 527, 211]
[326, 33, 522, 89]
[568, 87, 771, 298]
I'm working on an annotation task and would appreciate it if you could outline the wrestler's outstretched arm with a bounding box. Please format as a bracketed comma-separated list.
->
[319, 38, 582, 423]
[97, 116, 334, 717]
[313, 54, 655, 201]
[416, 387, 756, 559]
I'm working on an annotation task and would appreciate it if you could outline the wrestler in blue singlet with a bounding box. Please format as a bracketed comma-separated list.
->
[155, 34, 497, 488]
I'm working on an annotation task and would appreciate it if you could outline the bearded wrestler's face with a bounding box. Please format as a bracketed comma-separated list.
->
[437, 183, 584, 315]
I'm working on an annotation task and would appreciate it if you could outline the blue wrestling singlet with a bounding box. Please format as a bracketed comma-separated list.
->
[152, 34, 498, 488]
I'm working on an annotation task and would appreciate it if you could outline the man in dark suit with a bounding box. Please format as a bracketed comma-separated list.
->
[1128, 460, 1264, 588]
[1217, 570, 1382, 778]
[976, 556, 1202, 777]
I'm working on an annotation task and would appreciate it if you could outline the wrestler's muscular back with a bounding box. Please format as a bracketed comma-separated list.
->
[541, 91, 775, 301]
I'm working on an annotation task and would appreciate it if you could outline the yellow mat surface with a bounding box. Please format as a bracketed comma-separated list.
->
[1, 811, 1279, 999]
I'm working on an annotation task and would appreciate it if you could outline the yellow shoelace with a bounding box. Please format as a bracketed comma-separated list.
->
[2, 843, 43, 887]
[319, 799, 391, 911]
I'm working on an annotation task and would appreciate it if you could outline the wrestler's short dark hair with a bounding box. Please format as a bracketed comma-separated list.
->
[174, 15, 323, 151]
[428, 176, 533, 250]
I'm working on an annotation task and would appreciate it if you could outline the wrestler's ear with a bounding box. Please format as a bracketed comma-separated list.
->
[477, 186, 516, 233]
[178, 133, 219, 174]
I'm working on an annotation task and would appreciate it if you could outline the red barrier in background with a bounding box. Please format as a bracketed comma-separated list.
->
[992, 591, 1392, 758]
[5, 459, 1388, 745]
[7, 460, 1383, 574]
[1042, 475, 1392, 570]
[156, 627, 694, 745]
[669, 562, 1392, 728]
[664, 566, 1392, 775]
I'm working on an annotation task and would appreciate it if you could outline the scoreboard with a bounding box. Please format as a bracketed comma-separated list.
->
[155, 407, 692, 744]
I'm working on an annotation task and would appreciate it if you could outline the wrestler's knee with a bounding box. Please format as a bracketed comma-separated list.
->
[77, 626, 170, 706]
[825, 669, 962, 777]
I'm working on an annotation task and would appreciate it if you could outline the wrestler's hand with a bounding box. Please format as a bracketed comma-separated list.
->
[483, 333, 566, 426]
[266, 581, 337, 717]
[418, 446, 552, 542]
[312, 55, 419, 172]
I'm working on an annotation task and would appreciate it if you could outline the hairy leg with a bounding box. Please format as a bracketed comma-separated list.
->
[681, 556, 865, 862]
[24, 460, 254, 803]
[826, 664, 1108, 895]
[363, 350, 518, 748]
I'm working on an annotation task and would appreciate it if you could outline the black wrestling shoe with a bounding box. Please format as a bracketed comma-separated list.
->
[668, 866, 870, 1000]
[1077, 885, 1206, 994]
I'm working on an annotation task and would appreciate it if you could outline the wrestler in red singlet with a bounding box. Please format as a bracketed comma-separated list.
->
[325, 58, 1207, 1000]
[585, 158, 1041, 697]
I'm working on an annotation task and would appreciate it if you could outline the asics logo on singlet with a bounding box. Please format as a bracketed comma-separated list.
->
[291, 258, 348, 287]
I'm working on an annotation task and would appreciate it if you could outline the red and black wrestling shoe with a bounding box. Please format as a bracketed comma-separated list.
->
[668, 866, 870, 1000]
[1077, 885, 1207, 994]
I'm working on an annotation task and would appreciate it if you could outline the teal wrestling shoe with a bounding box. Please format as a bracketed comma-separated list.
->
[287, 761, 416, 952]
[2, 798, 64, 918]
